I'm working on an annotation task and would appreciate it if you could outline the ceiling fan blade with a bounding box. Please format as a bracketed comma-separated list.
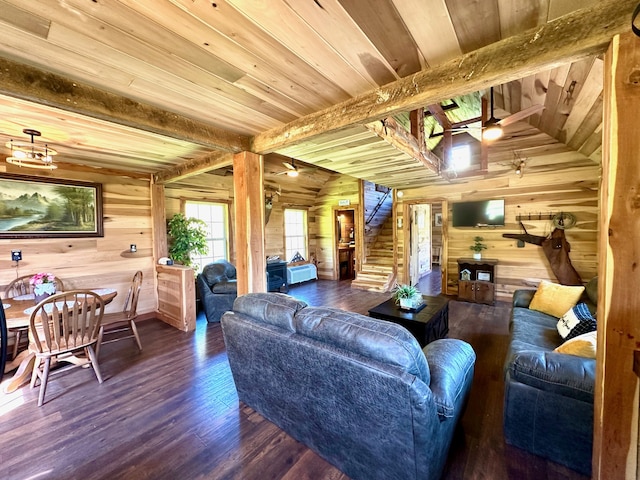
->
[498, 104, 545, 127]
[283, 161, 296, 170]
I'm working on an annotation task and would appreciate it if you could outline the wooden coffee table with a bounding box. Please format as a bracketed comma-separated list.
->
[368, 295, 449, 347]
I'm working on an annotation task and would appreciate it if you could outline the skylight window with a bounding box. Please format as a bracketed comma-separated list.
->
[451, 145, 471, 171]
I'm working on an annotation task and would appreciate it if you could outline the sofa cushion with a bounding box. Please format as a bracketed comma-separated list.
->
[557, 303, 597, 341]
[295, 307, 430, 385]
[529, 280, 585, 318]
[555, 331, 597, 358]
[233, 292, 307, 332]
[212, 280, 237, 294]
[506, 349, 595, 402]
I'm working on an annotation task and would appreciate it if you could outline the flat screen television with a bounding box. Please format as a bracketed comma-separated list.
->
[452, 199, 505, 227]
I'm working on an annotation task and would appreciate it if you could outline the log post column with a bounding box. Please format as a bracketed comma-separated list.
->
[233, 152, 266, 295]
[595, 31, 640, 479]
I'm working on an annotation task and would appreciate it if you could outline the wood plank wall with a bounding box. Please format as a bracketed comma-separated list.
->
[164, 171, 235, 264]
[311, 174, 360, 279]
[396, 152, 599, 301]
[0, 165, 156, 315]
[164, 157, 338, 270]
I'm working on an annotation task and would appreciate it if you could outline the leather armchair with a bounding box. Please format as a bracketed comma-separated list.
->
[197, 259, 238, 323]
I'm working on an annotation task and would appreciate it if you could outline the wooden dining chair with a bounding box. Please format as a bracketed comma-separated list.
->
[4, 274, 65, 360]
[97, 271, 143, 357]
[29, 290, 104, 406]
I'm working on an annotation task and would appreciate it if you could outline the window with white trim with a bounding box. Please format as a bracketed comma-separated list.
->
[451, 144, 471, 171]
[185, 201, 228, 272]
[284, 208, 308, 262]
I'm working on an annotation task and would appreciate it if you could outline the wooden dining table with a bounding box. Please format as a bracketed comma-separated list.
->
[2, 288, 117, 394]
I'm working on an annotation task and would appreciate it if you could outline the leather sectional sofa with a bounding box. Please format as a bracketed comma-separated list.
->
[221, 292, 476, 480]
[503, 282, 597, 476]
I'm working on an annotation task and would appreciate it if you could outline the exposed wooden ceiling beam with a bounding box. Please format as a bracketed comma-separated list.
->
[252, 0, 634, 154]
[427, 104, 453, 130]
[451, 116, 482, 128]
[0, 57, 251, 153]
[409, 108, 425, 150]
[365, 117, 441, 174]
[154, 151, 235, 184]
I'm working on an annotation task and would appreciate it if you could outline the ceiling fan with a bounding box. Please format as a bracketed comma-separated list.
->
[436, 88, 545, 140]
[482, 87, 545, 141]
[276, 159, 300, 177]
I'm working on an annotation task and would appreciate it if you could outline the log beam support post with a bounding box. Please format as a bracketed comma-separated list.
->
[595, 31, 640, 479]
[233, 152, 266, 295]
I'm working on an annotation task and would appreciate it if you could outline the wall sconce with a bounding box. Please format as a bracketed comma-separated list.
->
[515, 161, 525, 177]
[396, 190, 404, 198]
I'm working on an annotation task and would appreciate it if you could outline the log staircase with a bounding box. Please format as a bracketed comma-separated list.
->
[351, 208, 396, 292]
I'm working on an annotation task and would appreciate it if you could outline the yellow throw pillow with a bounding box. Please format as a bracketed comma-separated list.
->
[555, 331, 597, 358]
[529, 280, 585, 318]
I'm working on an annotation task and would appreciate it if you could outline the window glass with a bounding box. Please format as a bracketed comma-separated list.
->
[185, 201, 228, 272]
[284, 209, 308, 262]
[451, 144, 471, 171]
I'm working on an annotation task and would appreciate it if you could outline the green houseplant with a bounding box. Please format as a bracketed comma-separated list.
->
[167, 213, 208, 269]
[470, 236, 487, 260]
[392, 284, 423, 310]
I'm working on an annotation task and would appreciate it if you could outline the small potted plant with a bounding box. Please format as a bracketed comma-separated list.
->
[392, 284, 423, 310]
[470, 236, 487, 260]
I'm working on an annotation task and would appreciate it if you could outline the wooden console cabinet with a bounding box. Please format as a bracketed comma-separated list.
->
[156, 264, 196, 332]
[457, 258, 498, 305]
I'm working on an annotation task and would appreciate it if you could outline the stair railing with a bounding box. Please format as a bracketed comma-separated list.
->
[366, 189, 391, 225]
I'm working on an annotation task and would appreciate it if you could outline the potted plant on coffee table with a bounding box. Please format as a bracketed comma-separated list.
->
[393, 284, 423, 310]
[470, 236, 487, 260]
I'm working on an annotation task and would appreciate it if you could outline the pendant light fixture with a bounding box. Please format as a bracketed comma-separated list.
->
[482, 87, 503, 141]
[5, 128, 57, 170]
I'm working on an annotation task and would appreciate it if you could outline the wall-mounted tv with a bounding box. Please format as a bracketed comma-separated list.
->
[452, 199, 505, 227]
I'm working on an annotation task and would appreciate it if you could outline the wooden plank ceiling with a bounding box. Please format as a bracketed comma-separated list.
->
[0, 0, 614, 187]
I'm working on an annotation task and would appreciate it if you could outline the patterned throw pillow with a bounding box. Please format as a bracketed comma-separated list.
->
[557, 302, 597, 341]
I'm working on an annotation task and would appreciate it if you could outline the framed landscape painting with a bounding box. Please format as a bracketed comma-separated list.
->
[0, 174, 103, 238]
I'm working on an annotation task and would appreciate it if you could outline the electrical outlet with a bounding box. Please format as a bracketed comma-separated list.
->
[11, 250, 22, 262]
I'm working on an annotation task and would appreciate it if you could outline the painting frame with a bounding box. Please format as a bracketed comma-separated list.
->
[0, 173, 103, 239]
[434, 213, 443, 227]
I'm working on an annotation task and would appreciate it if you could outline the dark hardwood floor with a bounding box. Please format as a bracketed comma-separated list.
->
[0, 280, 588, 480]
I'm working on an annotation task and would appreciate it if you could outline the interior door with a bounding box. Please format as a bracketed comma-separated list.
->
[409, 204, 432, 285]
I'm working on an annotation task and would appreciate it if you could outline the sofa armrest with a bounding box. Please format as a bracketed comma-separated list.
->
[513, 289, 536, 308]
[506, 350, 595, 403]
[423, 339, 476, 418]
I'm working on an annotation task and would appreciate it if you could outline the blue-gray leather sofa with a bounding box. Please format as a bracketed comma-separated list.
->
[221, 292, 476, 480]
[196, 259, 237, 323]
[504, 286, 597, 476]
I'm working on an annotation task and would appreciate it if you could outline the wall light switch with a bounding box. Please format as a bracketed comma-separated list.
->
[130, 244, 137, 253]
[11, 250, 22, 261]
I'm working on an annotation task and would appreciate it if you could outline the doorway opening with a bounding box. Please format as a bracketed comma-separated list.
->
[335, 209, 356, 280]
[408, 202, 444, 296]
